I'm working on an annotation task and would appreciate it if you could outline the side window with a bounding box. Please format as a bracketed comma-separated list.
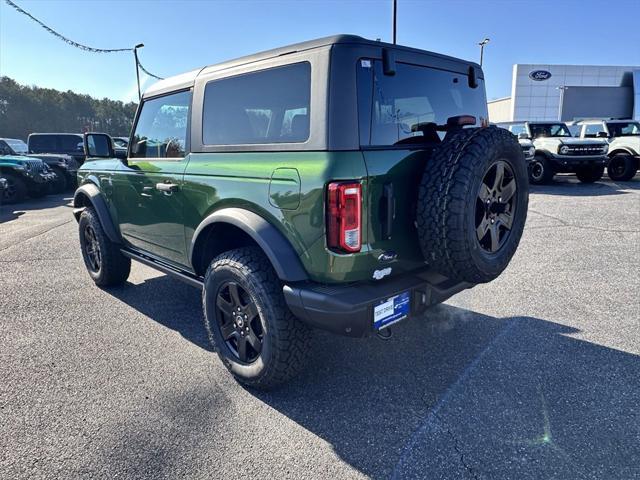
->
[60, 135, 84, 152]
[0, 141, 11, 155]
[202, 62, 311, 145]
[508, 125, 527, 136]
[584, 124, 604, 138]
[29, 135, 57, 153]
[130, 90, 191, 158]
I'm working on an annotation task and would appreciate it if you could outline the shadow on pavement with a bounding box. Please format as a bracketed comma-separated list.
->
[99, 276, 640, 479]
[107, 274, 212, 352]
[531, 176, 639, 197]
[0, 193, 73, 223]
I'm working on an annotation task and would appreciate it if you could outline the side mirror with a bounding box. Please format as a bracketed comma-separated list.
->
[596, 131, 608, 138]
[518, 132, 530, 140]
[83, 132, 114, 158]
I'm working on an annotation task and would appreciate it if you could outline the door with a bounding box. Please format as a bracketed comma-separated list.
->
[111, 89, 192, 266]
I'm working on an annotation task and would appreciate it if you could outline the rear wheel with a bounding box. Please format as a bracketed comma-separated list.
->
[1, 173, 27, 204]
[529, 155, 555, 184]
[607, 154, 637, 182]
[576, 165, 604, 183]
[203, 247, 311, 389]
[78, 207, 131, 287]
[416, 126, 529, 284]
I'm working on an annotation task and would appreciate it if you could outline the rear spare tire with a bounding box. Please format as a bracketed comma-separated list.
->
[416, 126, 529, 284]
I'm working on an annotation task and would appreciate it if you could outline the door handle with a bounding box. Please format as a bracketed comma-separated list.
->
[155, 183, 179, 194]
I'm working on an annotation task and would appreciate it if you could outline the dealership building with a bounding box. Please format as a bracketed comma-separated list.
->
[488, 64, 640, 123]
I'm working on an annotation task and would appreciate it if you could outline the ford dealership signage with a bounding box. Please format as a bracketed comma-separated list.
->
[529, 70, 552, 81]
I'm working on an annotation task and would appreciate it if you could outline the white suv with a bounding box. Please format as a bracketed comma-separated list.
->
[571, 119, 640, 181]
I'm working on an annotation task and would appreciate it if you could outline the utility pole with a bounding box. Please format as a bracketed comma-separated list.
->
[478, 38, 490, 66]
[134, 43, 144, 101]
[392, 0, 397, 44]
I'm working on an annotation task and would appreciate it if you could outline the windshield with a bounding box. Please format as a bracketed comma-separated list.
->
[5, 139, 28, 154]
[529, 123, 572, 138]
[606, 122, 640, 137]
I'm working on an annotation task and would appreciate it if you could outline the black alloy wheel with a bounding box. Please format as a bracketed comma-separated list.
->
[83, 224, 102, 273]
[215, 281, 264, 364]
[530, 160, 544, 183]
[475, 160, 517, 253]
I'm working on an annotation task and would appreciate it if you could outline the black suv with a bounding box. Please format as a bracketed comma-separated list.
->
[27, 133, 87, 166]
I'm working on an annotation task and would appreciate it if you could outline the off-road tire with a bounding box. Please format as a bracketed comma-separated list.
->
[1, 173, 27, 204]
[202, 247, 311, 389]
[416, 126, 529, 284]
[576, 165, 604, 183]
[607, 154, 637, 182]
[529, 155, 555, 184]
[49, 167, 68, 193]
[78, 207, 131, 287]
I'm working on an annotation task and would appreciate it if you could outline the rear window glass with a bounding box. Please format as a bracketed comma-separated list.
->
[357, 60, 487, 146]
[202, 62, 311, 145]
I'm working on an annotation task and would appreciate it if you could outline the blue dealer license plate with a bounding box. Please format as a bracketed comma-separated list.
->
[373, 291, 410, 330]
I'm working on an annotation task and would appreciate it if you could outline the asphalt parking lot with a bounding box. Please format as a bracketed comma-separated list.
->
[1, 176, 639, 480]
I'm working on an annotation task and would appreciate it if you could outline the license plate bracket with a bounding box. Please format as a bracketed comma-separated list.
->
[373, 291, 410, 330]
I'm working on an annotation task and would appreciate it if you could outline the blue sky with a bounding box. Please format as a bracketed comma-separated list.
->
[1, 0, 639, 103]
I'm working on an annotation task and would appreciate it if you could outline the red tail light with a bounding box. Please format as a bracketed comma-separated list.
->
[326, 181, 362, 253]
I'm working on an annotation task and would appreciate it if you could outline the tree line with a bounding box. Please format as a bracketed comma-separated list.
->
[0, 76, 137, 140]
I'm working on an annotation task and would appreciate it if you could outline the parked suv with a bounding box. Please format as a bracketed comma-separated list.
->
[0, 155, 56, 203]
[73, 35, 529, 388]
[28, 133, 87, 166]
[500, 121, 608, 184]
[0, 138, 78, 192]
[571, 119, 639, 181]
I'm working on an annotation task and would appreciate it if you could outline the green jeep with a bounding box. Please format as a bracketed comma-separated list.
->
[73, 35, 529, 388]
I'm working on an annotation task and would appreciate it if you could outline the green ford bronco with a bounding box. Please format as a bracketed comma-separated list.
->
[74, 35, 529, 388]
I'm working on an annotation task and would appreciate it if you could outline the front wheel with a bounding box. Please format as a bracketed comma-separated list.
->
[607, 154, 637, 182]
[78, 207, 131, 287]
[202, 247, 311, 389]
[1, 173, 27, 204]
[529, 156, 555, 184]
[576, 165, 604, 183]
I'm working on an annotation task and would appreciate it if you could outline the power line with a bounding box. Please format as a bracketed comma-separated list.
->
[137, 61, 163, 80]
[4, 0, 130, 53]
[3, 0, 164, 79]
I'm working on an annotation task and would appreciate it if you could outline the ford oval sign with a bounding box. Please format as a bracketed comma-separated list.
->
[529, 70, 552, 81]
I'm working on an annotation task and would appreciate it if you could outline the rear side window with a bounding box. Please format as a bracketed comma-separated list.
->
[202, 62, 311, 145]
[357, 60, 487, 146]
[29, 135, 57, 153]
[130, 90, 191, 158]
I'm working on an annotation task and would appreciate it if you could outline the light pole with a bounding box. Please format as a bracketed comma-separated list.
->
[392, 0, 397, 44]
[478, 38, 490, 66]
[133, 43, 144, 101]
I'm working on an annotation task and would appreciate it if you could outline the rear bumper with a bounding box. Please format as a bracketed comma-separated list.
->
[283, 271, 472, 337]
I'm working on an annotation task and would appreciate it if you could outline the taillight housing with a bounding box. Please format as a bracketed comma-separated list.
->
[326, 181, 362, 253]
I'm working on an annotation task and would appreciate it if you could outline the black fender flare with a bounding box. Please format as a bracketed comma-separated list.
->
[72, 183, 121, 244]
[190, 208, 308, 282]
[609, 148, 637, 157]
